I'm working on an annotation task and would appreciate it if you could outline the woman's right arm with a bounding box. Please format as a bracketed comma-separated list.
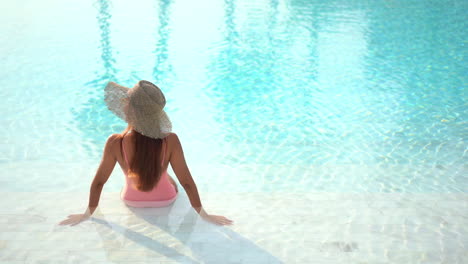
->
[168, 133, 202, 212]
[169, 133, 233, 225]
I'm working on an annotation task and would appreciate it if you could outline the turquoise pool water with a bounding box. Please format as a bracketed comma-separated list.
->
[0, 0, 466, 192]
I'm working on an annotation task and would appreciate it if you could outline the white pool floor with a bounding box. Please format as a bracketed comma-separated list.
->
[0, 191, 467, 264]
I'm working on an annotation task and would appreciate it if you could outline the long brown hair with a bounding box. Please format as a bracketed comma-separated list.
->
[120, 126, 163, 192]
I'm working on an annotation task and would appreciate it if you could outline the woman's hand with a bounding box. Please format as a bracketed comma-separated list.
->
[58, 213, 91, 226]
[198, 208, 233, 226]
[201, 213, 234, 225]
[58, 207, 95, 226]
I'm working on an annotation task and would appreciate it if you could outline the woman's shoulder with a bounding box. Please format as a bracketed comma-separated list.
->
[108, 133, 123, 141]
[107, 133, 132, 148]
[165, 132, 178, 141]
[165, 132, 178, 138]
[164, 132, 181, 146]
[106, 133, 123, 147]
[101, 134, 123, 155]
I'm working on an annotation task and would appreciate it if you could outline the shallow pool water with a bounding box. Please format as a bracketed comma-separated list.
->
[0, 0, 467, 262]
[0, 0, 466, 193]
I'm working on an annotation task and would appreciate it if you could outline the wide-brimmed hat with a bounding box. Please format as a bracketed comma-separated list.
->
[104, 80, 172, 139]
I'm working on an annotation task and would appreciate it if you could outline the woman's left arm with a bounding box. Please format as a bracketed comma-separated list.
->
[59, 134, 119, 226]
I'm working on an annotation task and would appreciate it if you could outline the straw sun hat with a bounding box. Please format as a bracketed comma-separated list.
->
[104, 80, 172, 139]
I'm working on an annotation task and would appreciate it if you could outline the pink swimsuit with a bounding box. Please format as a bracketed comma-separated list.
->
[119, 135, 178, 208]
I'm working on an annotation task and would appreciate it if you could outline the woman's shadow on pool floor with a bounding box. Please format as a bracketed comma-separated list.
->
[89, 194, 282, 264]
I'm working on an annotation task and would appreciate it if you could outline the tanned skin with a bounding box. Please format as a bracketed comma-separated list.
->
[59, 126, 233, 226]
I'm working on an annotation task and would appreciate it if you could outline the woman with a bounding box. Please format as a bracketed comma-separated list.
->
[59, 80, 233, 226]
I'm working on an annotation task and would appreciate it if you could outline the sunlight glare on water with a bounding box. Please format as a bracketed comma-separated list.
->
[0, 0, 466, 192]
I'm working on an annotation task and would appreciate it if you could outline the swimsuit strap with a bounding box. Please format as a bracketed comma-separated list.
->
[121, 137, 130, 167]
[161, 138, 166, 166]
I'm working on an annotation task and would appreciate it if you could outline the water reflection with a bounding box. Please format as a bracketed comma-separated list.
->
[89, 199, 282, 263]
[94, 0, 117, 81]
[71, 0, 122, 157]
[68, 0, 466, 191]
[362, 1, 467, 166]
[72, 0, 175, 158]
[207, 0, 320, 165]
[152, 0, 173, 84]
